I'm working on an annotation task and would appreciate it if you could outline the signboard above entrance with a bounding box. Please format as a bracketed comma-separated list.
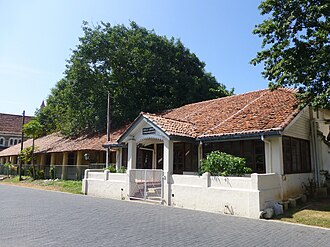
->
[142, 127, 156, 135]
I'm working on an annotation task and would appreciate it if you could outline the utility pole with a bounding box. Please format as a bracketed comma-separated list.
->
[19, 110, 25, 181]
[106, 92, 111, 168]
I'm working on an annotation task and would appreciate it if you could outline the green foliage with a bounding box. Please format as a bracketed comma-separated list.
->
[105, 164, 117, 173]
[118, 166, 127, 173]
[49, 165, 56, 179]
[37, 21, 233, 136]
[251, 0, 330, 108]
[199, 151, 252, 176]
[36, 169, 45, 179]
[23, 119, 43, 139]
[3, 162, 14, 176]
[19, 146, 37, 164]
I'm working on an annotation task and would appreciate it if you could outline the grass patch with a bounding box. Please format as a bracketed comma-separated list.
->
[274, 198, 330, 228]
[0, 176, 82, 194]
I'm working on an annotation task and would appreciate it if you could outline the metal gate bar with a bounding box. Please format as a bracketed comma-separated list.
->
[129, 169, 163, 203]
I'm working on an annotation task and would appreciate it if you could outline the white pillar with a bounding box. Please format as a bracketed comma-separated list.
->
[198, 141, 203, 169]
[127, 139, 137, 170]
[115, 148, 122, 171]
[163, 138, 173, 205]
[105, 148, 110, 168]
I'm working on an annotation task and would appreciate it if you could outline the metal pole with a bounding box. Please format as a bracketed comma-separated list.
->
[19, 110, 25, 181]
[106, 92, 111, 168]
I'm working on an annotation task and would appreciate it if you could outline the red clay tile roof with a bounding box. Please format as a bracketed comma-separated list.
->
[139, 88, 299, 139]
[144, 114, 197, 138]
[0, 113, 33, 135]
[0, 127, 126, 157]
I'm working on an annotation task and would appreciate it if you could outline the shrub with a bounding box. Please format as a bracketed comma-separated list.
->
[105, 165, 117, 173]
[199, 151, 252, 176]
[36, 169, 45, 179]
[118, 166, 127, 173]
[49, 165, 56, 179]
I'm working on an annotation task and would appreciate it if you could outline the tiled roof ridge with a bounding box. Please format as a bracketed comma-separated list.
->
[0, 113, 33, 118]
[144, 112, 194, 125]
[163, 88, 270, 119]
[204, 90, 270, 134]
[277, 87, 298, 93]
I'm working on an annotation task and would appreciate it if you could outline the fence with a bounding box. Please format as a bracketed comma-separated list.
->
[0, 163, 107, 180]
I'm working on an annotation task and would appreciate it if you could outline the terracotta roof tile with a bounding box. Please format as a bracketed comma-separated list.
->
[144, 114, 198, 138]
[0, 127, 126, 157]
[141, 88, 300, 139]
[0, 113, 33, 134]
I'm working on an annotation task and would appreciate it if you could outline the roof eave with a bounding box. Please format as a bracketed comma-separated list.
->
[102, 143, 125, 148]
[197, 129, 282, 142]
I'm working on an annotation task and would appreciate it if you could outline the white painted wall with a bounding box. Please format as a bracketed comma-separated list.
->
[281, 173, 313, 199]
[83, 171, 287, 219]
[263, 136, 283, 174]
[171, 173, 282, 219]
[282, 107, 310, 140]
[83, 170, 128, 200]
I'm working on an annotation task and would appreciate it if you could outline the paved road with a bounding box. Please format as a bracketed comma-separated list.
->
[0, 185, 329, 247]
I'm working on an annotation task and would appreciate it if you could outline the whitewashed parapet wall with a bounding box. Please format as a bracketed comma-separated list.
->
[83, 169, 128, 201]
[171, 173, 282, 218]
[83, 170, 285, 219]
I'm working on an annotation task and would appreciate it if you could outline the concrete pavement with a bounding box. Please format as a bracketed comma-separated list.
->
[0, 184, 329, 247]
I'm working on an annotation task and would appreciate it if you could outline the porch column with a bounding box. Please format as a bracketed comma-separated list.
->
[0, 157, 4, 164]
[10, 156, 16, 165]
[163, 138, 173, 205]
[40, 154, 46, 171]
[115, 148, 122, 171]
[50, 153, 56, 166]
[61, 152, 68, 180]
[198, 141, 203, 169]
[76, 151, 83, 180]
[5, 156, 10, 164]
[50, 153, 56, 179]
[127, 139, 137, 170]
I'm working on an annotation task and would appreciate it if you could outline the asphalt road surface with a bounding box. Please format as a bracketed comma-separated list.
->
[0, 184, 329, 247]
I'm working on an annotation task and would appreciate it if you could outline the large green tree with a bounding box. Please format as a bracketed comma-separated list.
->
[251, 0, 330, 108]
[38, 21, 232, 136]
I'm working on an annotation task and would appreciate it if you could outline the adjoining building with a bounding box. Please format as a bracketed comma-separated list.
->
[0, 113, 32, 151]
[84, 88, 330, 218]
[0, 128, 126, 179]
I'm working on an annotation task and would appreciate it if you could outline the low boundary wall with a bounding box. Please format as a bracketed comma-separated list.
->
[83, 169, 128, 200]
[171, 173, 281, 218]
[83, 170, 284, 219]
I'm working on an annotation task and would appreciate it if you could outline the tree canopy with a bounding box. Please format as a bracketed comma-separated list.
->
[38, 21, 232, 136]
[251, 0, 330, 108]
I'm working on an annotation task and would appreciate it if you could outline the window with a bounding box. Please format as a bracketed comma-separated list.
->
[283, 136, 311, 174]
[68, 152, 75, 165]
[173, 143, 198, 174]
[8, 138, 20, 146]
[203, 139, 265, 173]
[122, 148, 128, 168]
[0, 137, 4, 146]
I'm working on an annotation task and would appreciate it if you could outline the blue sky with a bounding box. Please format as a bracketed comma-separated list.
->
[0, 0, 267, 116]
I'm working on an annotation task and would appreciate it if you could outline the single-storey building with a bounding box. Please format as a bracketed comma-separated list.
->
[0, 128, 126, 179]
[84, 88, 330, 218]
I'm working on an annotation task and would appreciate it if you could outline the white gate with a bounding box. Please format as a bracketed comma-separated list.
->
[129, 169, 163, 203]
